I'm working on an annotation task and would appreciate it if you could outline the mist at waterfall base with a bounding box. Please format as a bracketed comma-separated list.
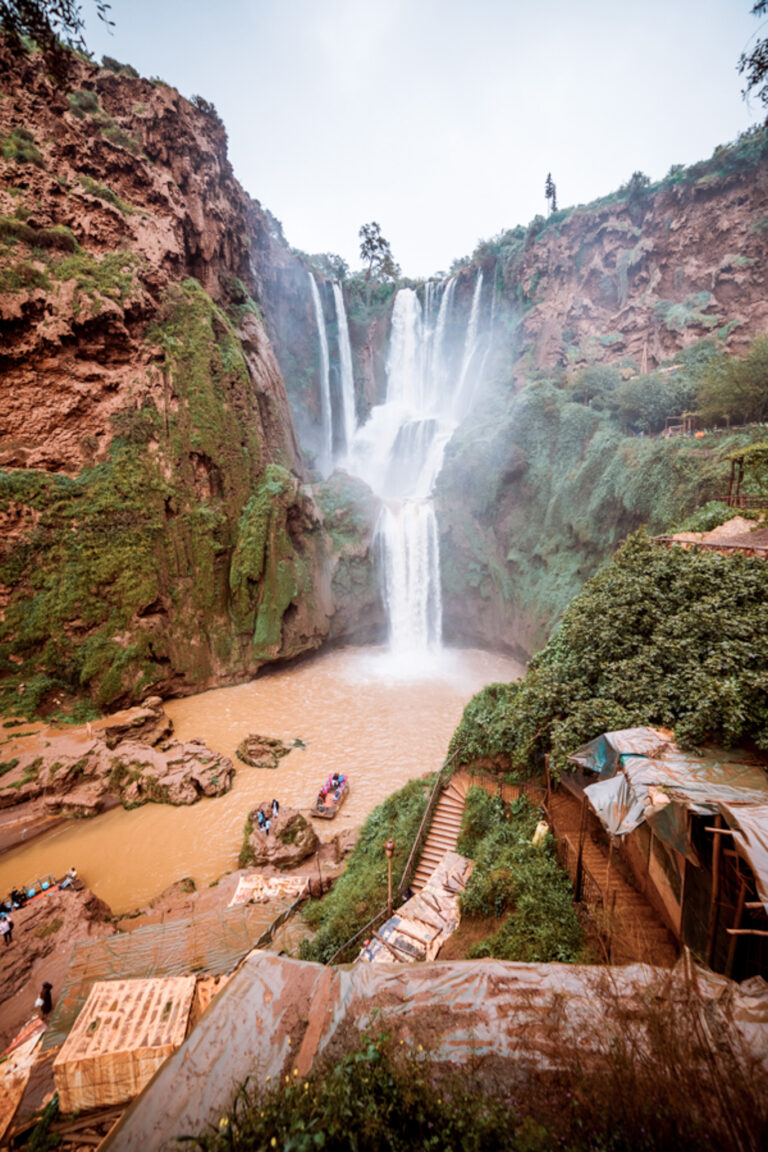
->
[311, 271, 494, 682]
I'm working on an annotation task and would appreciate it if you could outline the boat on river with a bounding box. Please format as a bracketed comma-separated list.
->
[310, 773, 349, 819]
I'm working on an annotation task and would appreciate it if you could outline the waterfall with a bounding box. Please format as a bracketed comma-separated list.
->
[348, 272, 486, 661]
[308, 272, 332, 475]
[332, 282, 356, 459]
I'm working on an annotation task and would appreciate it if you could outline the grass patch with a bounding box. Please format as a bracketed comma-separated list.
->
[34, 917, 63, 938]
[458, 789, 582, 962]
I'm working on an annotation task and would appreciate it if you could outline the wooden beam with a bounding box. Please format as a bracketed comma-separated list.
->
[745, 901, 766, 910]
[725, 877, 747, 978]
[705, 827, 734, 835]
[706, 815, 723, 968]
[372, 930, 412, 960]
[726, 929, 768, 938]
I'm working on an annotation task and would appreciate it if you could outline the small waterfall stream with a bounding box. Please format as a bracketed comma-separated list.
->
[332, 281, 356, 460]
[308, 272, 332, 475]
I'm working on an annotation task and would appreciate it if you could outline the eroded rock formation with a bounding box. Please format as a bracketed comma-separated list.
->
[0, 47, 379, 716]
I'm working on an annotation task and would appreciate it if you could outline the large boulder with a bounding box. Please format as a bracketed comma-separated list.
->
[240, 804, 319, 869]
[236, 734, 293, 770]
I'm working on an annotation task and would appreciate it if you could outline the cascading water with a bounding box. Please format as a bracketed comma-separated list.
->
[347, 273, 486, 665]
[332, 281, 356, 460]
[308, 272, 332, 475]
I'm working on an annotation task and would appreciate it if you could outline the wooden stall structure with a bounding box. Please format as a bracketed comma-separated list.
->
[53, 976, 195, 1113]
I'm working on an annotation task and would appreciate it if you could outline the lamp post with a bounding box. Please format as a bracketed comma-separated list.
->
[385, 838, 396, 918]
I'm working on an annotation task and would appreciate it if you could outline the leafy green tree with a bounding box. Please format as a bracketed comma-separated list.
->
[358, 221, 400, 282]
[697, 335, 768, 426]
[739, 1, 768, 117]
[568, 363, 620, 409]
[450, 532, 768, 775]
[622, 171, 651, 200]
[0, 0, 113, 83]
[544, 171, 558, 213]
[307, 252, 349, 281]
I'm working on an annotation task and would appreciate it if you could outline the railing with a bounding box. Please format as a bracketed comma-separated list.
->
[326, 750, 460, 966]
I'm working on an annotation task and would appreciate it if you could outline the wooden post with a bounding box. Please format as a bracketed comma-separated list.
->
[575, 795, 587, 902]
[706, 816, 723, 968]
[724, 877, 748, 979]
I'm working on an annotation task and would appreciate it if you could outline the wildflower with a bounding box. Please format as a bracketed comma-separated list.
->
[218, 1117, 229, 1131]
[293, 1067, 299, 1076]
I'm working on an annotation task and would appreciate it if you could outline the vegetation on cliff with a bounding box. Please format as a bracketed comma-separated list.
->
[0, 279, 326, 715]
[449, 532, 768, 776]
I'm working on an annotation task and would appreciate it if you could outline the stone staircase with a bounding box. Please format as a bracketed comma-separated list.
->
[412, 775, 470, 891]
[547, 789, 679, 967]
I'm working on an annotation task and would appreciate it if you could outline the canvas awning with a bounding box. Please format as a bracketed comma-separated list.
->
[570, 728, 768, 911]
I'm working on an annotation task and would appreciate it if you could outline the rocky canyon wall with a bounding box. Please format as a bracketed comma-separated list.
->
[0, 48, 377, 717]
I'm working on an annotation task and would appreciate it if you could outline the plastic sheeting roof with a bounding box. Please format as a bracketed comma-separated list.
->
[570, 728, 768, 911]
[43, 903, 289, 1051]
[103, 951, 768, 1152]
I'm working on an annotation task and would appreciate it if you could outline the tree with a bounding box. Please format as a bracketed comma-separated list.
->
[544, 172, 558, 213]
[0, 0, 113, 83]
[358, 221, 400, 282]
[739, 1, 768, 117]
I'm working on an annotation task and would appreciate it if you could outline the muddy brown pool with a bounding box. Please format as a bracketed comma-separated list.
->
[0, 646, 523, 913]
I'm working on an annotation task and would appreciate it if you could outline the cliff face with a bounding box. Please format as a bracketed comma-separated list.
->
[436, 138, 768, 656]
[503, 145, 768, 377]
[0, 48, 377, 716]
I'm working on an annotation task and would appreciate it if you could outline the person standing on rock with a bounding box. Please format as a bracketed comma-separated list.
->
[0, 914, 12, 945]
[271, 798, 279, 820]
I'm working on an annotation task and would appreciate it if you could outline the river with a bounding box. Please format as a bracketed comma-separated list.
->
[0, 646, 523, 913]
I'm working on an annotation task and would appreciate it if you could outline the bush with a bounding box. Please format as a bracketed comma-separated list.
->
[458, 791, 581, 962]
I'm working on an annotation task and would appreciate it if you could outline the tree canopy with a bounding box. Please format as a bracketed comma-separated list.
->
[358, 221, 400, 282]
[739, 1, 768, 116]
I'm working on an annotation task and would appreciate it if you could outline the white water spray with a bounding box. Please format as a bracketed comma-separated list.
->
[348, 274, 486, 664]
[308, 272, 332, 475]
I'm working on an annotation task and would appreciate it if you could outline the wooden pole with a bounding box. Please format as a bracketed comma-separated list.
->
[575, 795, 587, 902]
[724, 877, 748, 978]
[706, 816, 723, 968]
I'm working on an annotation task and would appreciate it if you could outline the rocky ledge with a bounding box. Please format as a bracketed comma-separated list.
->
[0, 698, 233, 852]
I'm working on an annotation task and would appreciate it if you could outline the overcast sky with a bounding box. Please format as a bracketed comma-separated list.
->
[83, 0, 763, 279]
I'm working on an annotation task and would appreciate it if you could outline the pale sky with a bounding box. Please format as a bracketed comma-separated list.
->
[83, 0, 764, 279]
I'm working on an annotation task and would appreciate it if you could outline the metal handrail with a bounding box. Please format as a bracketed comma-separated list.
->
[396, 748, 460, 900]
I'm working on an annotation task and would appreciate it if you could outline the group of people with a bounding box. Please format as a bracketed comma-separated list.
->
[2, 866, 77, 915]
[256, 798, 280, 836]
[317, 772, 346, 806]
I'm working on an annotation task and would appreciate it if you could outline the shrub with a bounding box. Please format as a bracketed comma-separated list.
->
[1, 127, 43, 166]
[458, 791, 581, 962]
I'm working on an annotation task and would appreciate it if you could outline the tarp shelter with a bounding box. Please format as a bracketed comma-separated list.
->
[53, 977, 195, 1113]
[102, 951, 768, 1152]
[569, 728, 768, 913]
[43, 902, 292, 1052]
[358, 851, 473, 964]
